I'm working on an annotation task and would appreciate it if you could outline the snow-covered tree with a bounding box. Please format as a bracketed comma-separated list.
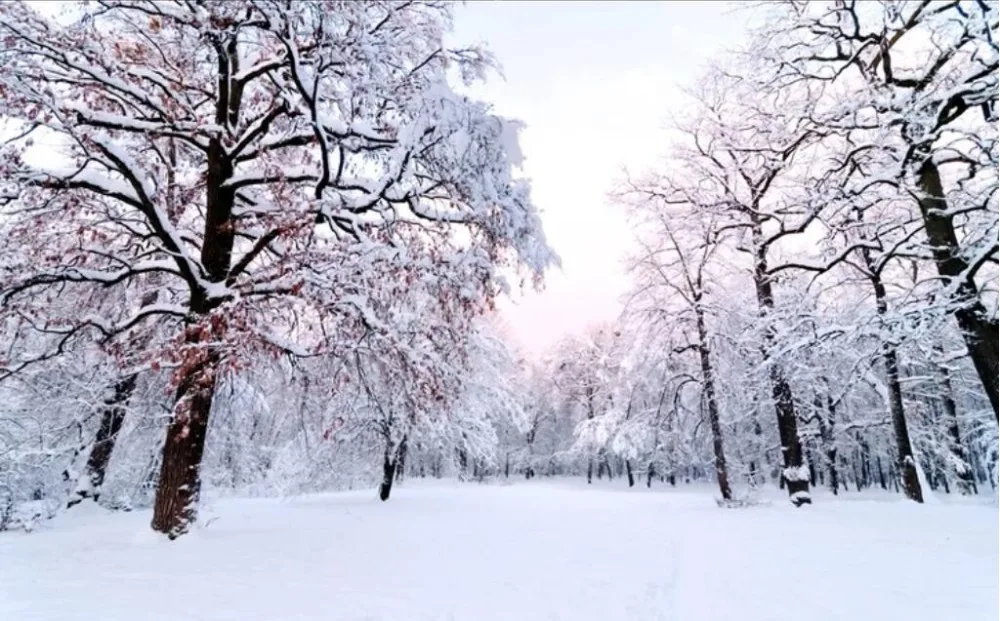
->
[0, 0, 552, 537]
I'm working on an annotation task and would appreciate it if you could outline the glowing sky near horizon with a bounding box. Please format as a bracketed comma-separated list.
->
[450, 1, 750, 357]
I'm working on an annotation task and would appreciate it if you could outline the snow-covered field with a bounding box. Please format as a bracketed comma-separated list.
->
[1, 480, 996, 621]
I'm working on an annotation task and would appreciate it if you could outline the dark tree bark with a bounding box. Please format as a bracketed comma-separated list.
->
[379, 451, 397, 501]
[625, 459, 635, 488]
[395, 437, 407, 484]
[695, 303, 732, 501]
[938, 465, 950, 494]
[67, 374, 138, 508]
[646, 462, 654, 488]
[150, 347, 219, 538]
[751, 220, 810, 505]
[883, 340, 923, 502]
[933, 354, 976, 494]
[457, 447, 468, 480]
[859, 436, 872, 489]
[853, 236, 923, 502]
[151, 38, 244, 537]
[917, 161, 999, 418]
[852, 447, 864, 492]
[816, 392, 839, 495]
[602, 453, 613, 481]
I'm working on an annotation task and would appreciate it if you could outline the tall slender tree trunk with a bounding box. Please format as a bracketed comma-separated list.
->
[67, 374, 138, 508]
[884, 345, 922, 502]
[859, 436, 872, 489]
[816, 392, 839, 495]
[917, 161, 999, 418]
[395, 437, 407, 484]
[751, 222, 810, 505]
[875, 456, 887, 490]
[933, 354, 976, 494]
[625, 460, 635, 488]
[859, 245, 922, 503]
[695, 305, 732, 501]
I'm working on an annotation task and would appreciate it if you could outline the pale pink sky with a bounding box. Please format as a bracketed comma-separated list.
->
[450, 1, 750, 357]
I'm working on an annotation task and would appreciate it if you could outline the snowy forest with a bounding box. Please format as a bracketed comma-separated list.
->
[0, 1, 996, 620]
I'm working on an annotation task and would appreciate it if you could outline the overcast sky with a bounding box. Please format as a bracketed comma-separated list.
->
[449, 1, 750, 356]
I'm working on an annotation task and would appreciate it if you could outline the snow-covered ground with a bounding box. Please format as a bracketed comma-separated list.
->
[1, 480, 996, 621]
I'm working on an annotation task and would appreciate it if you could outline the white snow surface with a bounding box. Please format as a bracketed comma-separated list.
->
[1, 480, 996, 621]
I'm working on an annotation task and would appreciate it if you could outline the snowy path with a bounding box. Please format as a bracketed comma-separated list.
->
[1, 480, 996, 621]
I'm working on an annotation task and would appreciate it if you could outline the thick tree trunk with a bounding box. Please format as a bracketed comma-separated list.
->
[379, 451, 397, 501]
[646, 462, 654, 488]
[150, 349, 219, 538]
[625, 459, 635, 488]
[150, 38, 244, 538]
[917, 161, 999, 418]
[67, 374, 138, 508]
[771, 364, 810, 504]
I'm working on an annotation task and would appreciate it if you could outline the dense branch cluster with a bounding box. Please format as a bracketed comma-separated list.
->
[504, 0, 997, 505]
[0, 0, 552, 536]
